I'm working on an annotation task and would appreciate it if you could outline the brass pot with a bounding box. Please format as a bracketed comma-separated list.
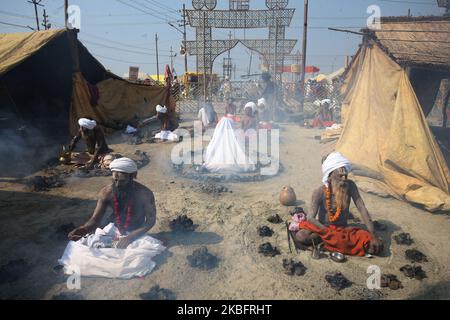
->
[279, 186, 297, 206]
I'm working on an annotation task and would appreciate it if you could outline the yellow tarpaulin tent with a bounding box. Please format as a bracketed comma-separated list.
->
[337, 42, 450, 212]
[70, 72, 174, 134]
[0, 29, 66, 76]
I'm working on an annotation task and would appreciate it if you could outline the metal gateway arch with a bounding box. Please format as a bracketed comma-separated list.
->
[184, 0, 297, 78]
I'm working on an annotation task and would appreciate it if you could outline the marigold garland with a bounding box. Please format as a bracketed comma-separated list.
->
[324, 186, 342, 223]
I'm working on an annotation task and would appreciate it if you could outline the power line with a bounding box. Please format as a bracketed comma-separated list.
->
[0, 10, 35, 21]
[115, 0, 169, 23]
[81, 39, 172, 57]
[90, 52, 157, 65]
[378, 0, 438, 5]
[0, 20, 35, 30]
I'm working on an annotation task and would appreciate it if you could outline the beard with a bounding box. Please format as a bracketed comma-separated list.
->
[112, 180, 133, 200]
[331, 178, 350, 210]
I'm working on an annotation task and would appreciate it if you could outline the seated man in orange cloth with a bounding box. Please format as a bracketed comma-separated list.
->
[294, 152, 383, 256]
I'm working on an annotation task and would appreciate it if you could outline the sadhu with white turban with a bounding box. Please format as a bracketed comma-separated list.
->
[291, 152, 383, 257]
[68, 157, 157, 249]
[241, 101, 259, 131]
[68, 117, 112, 169]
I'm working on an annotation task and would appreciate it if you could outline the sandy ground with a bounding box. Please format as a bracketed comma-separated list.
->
[0, 115, 449, 300]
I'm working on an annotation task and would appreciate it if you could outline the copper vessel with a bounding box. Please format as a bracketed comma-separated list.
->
[279, 186, 297, 206]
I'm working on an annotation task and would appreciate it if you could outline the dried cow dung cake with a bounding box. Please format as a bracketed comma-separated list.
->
[381, 274, 403, 290]
[267, 214, 283, 224]
[400, 265, 427, 280]
[170, 215, 195, 232]
[140, 285, 176, 300]
[187, 247, 219, 270]
[258, 242, 280, 257]
[393, 233, 414, 246]
[405, 249, 428, 263]
[258, 226, 274, 237]
[325, 272, 352, 291]
[282, 259, 307, 276]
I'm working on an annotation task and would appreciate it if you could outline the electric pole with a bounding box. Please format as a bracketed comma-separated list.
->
[42, 9, 50, 30]
[28, 0, 43, 31]
[155, 33, 160, 83]
[65, 0, 69, 28]
[170, 46, 176, 72]
[300, 0, 309, 113]
[182, 3, 188, 75]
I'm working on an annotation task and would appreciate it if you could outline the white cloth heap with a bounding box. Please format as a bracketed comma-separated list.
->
[257, 98, 266, 107]
[78, 118, 97, 130]
[156, 105, 167, 113]
[321, 151, 352, 186]
[203, 117, 256, 173]
[58, 223, 166, 279]
[155, 130, 178, 141]
[109, 157, 138, 174]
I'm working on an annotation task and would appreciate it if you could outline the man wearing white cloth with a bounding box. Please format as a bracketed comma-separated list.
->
[155, 105, 179, 141]
[62, 158, 165, 279]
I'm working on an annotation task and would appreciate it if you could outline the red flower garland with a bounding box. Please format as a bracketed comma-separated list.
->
[113, 195, 133, 233]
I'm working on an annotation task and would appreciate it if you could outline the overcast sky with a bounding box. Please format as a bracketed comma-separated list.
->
[0, 0, 444, 79]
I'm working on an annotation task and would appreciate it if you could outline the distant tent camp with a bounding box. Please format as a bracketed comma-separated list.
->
[0, 29, 175, 136]
[0, 29, 175, 175]
[337, 16, 450, 212]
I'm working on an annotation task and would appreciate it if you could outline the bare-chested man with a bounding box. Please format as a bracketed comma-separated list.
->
[68, 157, 156, 249]
[69, 118, 112, 169]
[295, 152, 383, 256]
[241, 102, 259, 132]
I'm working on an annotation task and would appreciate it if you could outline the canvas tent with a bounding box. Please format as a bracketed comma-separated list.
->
[0, 29, 175, 175]
[337, 16, 450, 212]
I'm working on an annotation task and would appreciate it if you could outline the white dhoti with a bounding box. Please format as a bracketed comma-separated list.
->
[58, 223, 166, 279]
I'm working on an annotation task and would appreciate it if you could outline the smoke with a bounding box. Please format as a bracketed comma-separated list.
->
[0, 110, 63, 178]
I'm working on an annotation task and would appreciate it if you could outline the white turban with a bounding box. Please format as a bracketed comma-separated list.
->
[244, 102, 257, 115]
[322, 152, 352, 186]
[78, 118, 97, 130]
[156, 105, 167, 114]
[257, 98, 266, 107]
[321, 99, 331, 105]
[109, 157, 138, 174]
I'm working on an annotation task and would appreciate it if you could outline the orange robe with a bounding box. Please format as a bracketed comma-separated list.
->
[299, 221, 373, 256]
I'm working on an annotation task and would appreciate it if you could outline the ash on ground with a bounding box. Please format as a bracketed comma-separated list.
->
[258, 226, 274, 237]
[24, 175, 64, 191]
[52, 292, 84, 300]
[282, 259, 307, 276]
[325, 272, 352, 291]
[169, 215, 196, 232]
[258, 242, 280, 257]
[0, 259, 32, 285]
[187, 247, 220, 270]
[198, 183, 231, 196]
[55, 223, 76, 241]
[140, 285, 177, 300]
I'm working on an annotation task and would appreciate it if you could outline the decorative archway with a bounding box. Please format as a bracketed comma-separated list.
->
[184, 0, 297, 79]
